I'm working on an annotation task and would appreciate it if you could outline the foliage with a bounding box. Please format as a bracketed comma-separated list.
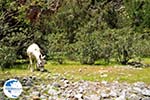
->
[112, 28, 138, 64]
[0, 46, 17, 70]
[124, 0, 150, 28]
[76, 32, 101, 64]
[0, 0, 150, 68]
[47, 32, 68, 64]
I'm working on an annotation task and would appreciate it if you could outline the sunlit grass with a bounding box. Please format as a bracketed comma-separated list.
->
[0, 58, 150, 84]
[44, 60, 150, 84]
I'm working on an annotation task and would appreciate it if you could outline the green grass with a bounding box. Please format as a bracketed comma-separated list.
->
[45, 61, 150, 83]
[0, 59, 150, 84]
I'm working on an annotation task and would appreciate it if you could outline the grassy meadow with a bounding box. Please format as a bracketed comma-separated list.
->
[0, 58, 150, 84]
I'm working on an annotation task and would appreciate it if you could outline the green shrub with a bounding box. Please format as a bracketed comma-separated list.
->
[76, 32, 101, 65]
[0, 46, 17, 70]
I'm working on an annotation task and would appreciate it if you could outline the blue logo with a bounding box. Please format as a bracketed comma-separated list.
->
[3, 79, 23, 99]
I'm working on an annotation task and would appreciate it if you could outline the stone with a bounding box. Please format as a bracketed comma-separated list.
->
[32, 76, 37, 80]
[74, 93, 83, 100]
[84, 96, 91, 100]
[25, 79, 32, 86]
[64, 80, 70, 84]
[101, 80, 108, 86]
[132, 87, 142, 94]
[31, 91, 40, 97]
[40, 95, 47, 99]
[32, 96, 40, 100]
[52, 82, 61, 88]
[115, 95, 126, 100]
[142, 97, 150, 100]
[79, 68, 82, 72]
[128, 94, 141, 100]
[78, 86, 84, 93]
[101, 92, 110, 98]
[48, 96, 58, 100]
[85, 95, 100, 100]
[115, 90, 126, 100]
[133, 82, 146, 89]
[142, 88, 150, 96]
[100, 74, 108, 78]
[48, 88, 58, 96]
[23, 86, 31, 91]
[109, 90, 117, 97]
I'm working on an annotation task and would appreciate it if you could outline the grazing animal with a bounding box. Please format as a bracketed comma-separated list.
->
[27, 43, 45, 72]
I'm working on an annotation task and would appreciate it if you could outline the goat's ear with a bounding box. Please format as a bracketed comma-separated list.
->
[41, 55, 45, 59]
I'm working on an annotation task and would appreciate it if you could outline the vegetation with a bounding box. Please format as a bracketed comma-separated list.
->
[1, 60, 150, 84]
[0, 0, 150, 69]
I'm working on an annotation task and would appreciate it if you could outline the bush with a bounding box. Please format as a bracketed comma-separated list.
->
[112, 28, 138, 64]
[47, 32, 68, 64]
[0, 46, 17, 70]
[76, 32, 101, 65]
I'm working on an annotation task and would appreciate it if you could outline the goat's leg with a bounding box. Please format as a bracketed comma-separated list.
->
[36, 63, 40, 71]
[29, 57, 34, 72]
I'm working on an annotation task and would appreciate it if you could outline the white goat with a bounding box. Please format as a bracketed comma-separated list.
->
[27, 43, 45, 72]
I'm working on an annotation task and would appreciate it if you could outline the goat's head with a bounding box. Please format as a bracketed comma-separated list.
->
[37, 55, 46, 68]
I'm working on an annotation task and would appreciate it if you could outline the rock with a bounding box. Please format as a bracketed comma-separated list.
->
[115, 95, 126, 100]
[132, 87, 142, 94]
[142, 97, 150, 100]
[109, 90, 117, 97]
[40, 95, 47, 99]
[31, 91, 40, 97]
[22, 77, 28, 81]
[25, 79, 32, 86]
[48, 96, 58, 100]
[40, 68, 46, 72]
[100, 91, 110, 98]
[32, 96, 40, 100]
[142, 88, 150, 96]
[48, 88, 58, 96]
[78, 86, 84, 93]
[128, 94, 141, 100]
[84, 96, 91, 100]
[100, 74, 108, 78]
[74, 93, 83, 100]
[100, 89, 109, 98]
[23, 86, 31, 91]
[52, 82, 61, 88]
[84, 95, 100, 100]
[101, 80, 108, 86]
[115, 90, 126, 100]
[133, 82, 146, 89]
[64, 80, 69, 84]
[32, 76, 37, 80]
[79, 68, 82, 72]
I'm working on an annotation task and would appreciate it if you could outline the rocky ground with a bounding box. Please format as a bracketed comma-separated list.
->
[0, 72, 150, 100]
